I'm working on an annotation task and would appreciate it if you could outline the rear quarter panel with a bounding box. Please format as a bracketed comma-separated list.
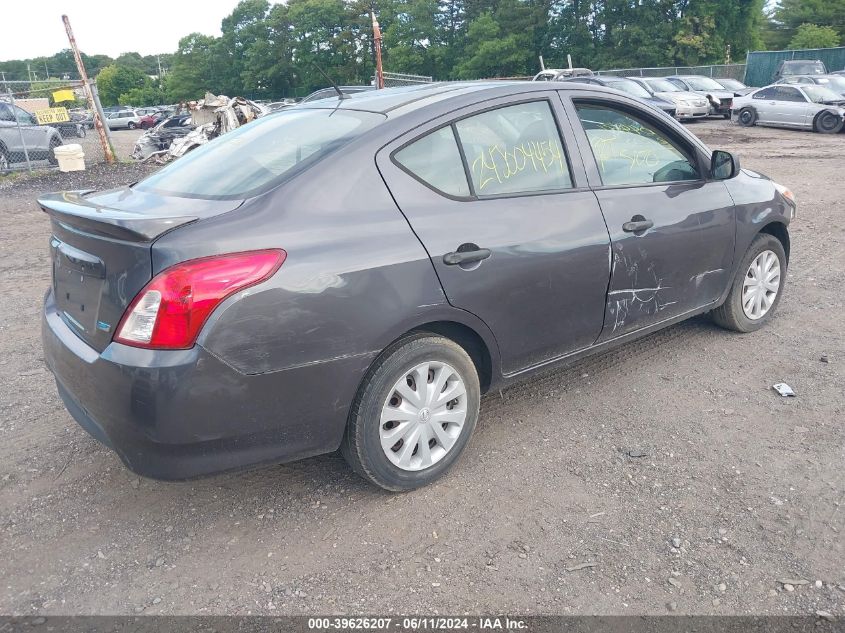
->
[151, 132, 499, 378]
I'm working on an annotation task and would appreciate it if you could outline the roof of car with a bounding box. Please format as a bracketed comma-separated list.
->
[293, 81, 616, 116]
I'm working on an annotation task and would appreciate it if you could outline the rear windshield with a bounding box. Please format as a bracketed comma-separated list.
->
[645, 79, 681, 92]
[604, 79, 652, 98]
[715, 78, 745, 89]
[136, 108, 384, 199]
[785, 62, 825, 74]
[683, 76, 725, 91]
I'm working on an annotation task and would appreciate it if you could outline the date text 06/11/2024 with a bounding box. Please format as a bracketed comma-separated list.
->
[306, 617, 528, 630]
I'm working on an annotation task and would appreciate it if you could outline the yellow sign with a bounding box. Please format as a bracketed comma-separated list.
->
[52, 89, 76, 103]
[34, 107, 70, 124]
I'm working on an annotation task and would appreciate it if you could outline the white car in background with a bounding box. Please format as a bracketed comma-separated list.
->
[104, 109, 142, 130]
[732, 83, 845, 133]
[628, 77, 709, 120]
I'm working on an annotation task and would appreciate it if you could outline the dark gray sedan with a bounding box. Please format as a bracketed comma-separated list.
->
[41, 82, 796, 490]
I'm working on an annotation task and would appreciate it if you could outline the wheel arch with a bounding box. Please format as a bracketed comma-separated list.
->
[812, 108, 844, 134]
[408, 320, 494, 393]
[368, 315, 499, 395]
[759, 221, 790, 263]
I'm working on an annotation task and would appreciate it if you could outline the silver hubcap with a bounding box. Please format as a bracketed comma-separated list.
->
[742, 249, 780, 320]
[379, 361, 467, 471]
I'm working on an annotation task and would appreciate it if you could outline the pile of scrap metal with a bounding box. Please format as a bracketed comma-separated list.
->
[132, 93, 267, 163]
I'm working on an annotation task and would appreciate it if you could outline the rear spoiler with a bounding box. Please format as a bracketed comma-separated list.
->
[38, 191, 197, 242]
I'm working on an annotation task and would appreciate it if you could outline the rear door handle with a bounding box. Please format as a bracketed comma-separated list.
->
[443, 248, 492, 266]
[622, 219, 654, 233]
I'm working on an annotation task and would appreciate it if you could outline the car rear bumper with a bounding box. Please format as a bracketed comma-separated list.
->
[42, 289, 370, 480]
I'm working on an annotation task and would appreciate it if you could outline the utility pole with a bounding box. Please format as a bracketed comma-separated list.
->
[62, 14, 115, 164]
[371, 11, 384, 89]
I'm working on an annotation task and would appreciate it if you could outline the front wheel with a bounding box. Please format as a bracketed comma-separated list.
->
[813, 110, 843, 134]
[341, 334, 480, 491]
[712, 233, 787, 333]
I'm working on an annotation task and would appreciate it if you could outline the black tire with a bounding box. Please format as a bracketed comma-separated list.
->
[128, 122, 136, 130]
[723, 111, 731, 120]
[738, 107, 757, 127]
[341, 334, 481, 491]
[47, 137, 61, 166]
[813, 110, 843, 134]
[712, 233, 787, 333]
[77, 126, 86, 138]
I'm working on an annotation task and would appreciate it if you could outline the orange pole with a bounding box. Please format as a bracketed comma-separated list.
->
[62, 15, 115, 163]
[371, 12, 385, 89]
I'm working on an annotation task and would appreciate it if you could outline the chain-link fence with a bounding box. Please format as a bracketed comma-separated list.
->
[382, 72, 433, 87]
[596, 63, 747, 82]
[1, 79, 112, 174]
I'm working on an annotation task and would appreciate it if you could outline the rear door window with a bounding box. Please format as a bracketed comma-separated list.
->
[394, 126, 470, 197]
[454, 101, 573, 196]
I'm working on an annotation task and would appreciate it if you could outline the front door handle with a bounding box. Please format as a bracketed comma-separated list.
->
[622, 218, 654, 233]
[443, 247, 492, 266]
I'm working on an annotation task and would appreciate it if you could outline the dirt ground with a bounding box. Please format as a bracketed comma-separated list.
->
[0, 120, 842, 617]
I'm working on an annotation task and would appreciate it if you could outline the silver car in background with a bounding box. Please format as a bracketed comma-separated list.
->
[629, 77, 709, 120]
[666, 75, 735, 118]
[776, 74, 845, 98]
[732, 83, 845, 133]
[104, 109, 142, 130]
[0, 101, 64, 171]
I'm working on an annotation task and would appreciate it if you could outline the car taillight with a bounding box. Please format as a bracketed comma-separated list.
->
[114, 249, 286, 350]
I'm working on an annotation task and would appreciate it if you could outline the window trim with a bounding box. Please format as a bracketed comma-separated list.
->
[389, 97, 579, 202]
[392, 124, 473, 201]
[570, 97, 706, 190]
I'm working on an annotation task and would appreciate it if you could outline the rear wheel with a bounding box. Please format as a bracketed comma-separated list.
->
[341, 334, 480, 491]
[723, 111, 731, 120]
[712, 233, 786, 333]
[738, 107, 757, 127]
[128, 122, 137, 130]
[813, 110, 843, 134]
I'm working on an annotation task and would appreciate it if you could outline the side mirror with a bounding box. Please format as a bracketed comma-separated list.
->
[711, 150, 740, 180]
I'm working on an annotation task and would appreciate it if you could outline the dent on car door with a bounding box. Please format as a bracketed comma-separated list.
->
[563, 95, 736, 339]
[376, 94, 612, 375]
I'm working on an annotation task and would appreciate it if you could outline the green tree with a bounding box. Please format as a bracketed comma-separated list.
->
[118, 83, 165, 106]
[788, 23, 841, 49]
[453, 12, 530, 78]
[768, 0, 845, 49]
[166, 33, 220, 101]
[96, 64, 149, 105]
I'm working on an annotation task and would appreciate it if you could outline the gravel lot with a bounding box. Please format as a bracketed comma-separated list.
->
[0, 120, 842, 617]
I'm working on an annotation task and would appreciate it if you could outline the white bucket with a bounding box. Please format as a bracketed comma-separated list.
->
[54, 143, 86, 172]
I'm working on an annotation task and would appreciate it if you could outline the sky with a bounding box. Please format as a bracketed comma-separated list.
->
[1, 0, 244, 60]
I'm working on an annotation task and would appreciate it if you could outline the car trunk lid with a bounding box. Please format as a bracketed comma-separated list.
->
[40, 187, 241, 352]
